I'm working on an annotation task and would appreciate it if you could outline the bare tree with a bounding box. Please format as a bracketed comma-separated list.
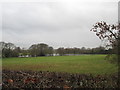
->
[91, 21, 120, 61]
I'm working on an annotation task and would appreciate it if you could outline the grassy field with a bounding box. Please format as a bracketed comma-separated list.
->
[2, 55, 118, 75]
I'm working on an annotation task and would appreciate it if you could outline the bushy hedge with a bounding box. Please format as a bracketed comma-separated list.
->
[2, 70, 119, 89]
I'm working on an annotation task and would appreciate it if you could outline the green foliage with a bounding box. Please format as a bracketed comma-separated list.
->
[1, 42, 20, 58]
[56, 46, 109, 55]
[2, 55, 118, 75]
[105, 54, 118, 64]
[1, 42, 112, 58]
[29, 43, 53, 56]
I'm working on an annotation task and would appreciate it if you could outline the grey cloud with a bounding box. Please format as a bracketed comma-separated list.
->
[2, 1, 118, 48]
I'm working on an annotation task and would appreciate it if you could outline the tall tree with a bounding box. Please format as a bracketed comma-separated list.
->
[29, 44, 38, 57]
[0, 42, 17, 58]
[48, 47, 54, 56]
[29, 43, 53, 56]
[37, 43, 48, 56]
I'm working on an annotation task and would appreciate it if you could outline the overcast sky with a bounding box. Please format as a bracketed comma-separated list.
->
[1, 0, 118, 49]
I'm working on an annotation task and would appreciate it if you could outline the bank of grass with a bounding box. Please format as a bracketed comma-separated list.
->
[2, 55, 118, 75]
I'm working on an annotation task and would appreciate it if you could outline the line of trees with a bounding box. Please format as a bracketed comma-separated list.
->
[56, 47, 112, 56]
[0, 41, 113, 58]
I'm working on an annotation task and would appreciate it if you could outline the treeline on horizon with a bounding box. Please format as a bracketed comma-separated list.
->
[0, 42, 114, 58]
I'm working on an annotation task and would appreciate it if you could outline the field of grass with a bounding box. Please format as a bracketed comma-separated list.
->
[2, 55, 118, 75]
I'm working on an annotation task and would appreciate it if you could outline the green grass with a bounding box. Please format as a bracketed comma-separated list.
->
[2, 55, 118, 75]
